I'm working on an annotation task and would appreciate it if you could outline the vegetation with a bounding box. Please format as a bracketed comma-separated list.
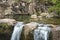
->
[0, 23, 13, 40]
[0, 23, 12, 33]
[0, 0, 60, 40]
[38, 17, 60, 25]
[13, 15, 30, 23]
[48, 0, 60, 16]
[11, 0, 60, 24]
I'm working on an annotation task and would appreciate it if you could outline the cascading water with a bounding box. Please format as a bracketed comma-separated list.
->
[34, 24, 51, 40]
[11, 22, 24, 40]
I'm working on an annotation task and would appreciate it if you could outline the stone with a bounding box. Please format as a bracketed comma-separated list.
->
[49, 24, 57, 28]
[23, 22, 38, 40]
[30, 14, 38, 22]
[28, 2, 36, 14]
[4, 7, 12, 15]
[31, 14, 37, 19]
[51, 27, 60, 40]
[38, 16, 43, 20]
[40, 12, 49, 17]
[0, 18, 17, 26]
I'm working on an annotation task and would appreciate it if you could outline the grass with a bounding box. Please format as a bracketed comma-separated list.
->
[13, 15, 30, 23]
[13, 14, 60, 25]
[38, 17, 60, 25]
[0, 23, 12, 33]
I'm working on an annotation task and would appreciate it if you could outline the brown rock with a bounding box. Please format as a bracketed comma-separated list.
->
[22, 22, 38, 40]
[51, 27, 60, 40]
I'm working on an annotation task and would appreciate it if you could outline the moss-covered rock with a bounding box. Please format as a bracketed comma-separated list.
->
[0, 23, 14, 40]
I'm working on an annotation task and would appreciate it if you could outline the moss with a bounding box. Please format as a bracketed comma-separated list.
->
[0, 23, 9, 28]
[0, 23, 14, 40]
[0, 23, 13, 33]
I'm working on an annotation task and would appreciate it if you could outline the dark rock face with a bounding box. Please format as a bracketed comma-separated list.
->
[0, 19, 16, 40]
[0, 23, 14, 40]
[51, 27, 60, 40]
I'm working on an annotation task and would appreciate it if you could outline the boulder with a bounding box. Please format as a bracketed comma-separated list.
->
[30, 14, 38, 22]
[40, 12, 57, 18]
[49, 24, 57, 28]
[21, 23, 57, 40]
[0, 18, 17, 26]
[22, 22, 38, 40]
[51, 27, 60, 40]
[40, 12, 49, 17]
[38, 16, 43, 20]
[31, 14, 37, 19]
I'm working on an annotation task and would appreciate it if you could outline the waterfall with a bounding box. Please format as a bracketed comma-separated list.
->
[11, 22, 24, 40]
[34, 24, 51, 40]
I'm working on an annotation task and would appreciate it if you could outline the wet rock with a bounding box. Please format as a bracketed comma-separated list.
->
[40, 12, 57, 18]
[21, 23, 57, 40]
[22, 22, 38, 40]
[49, 24, 57, 28]
[0, 23, 14, 40]
[51, 27, 60, 40]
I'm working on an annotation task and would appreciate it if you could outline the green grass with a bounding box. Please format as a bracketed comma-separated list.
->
[38, 17, 60, 25]
[13, 15, 60, 25]
[13, 15, 30, 23]
[0, 23, 11, 33]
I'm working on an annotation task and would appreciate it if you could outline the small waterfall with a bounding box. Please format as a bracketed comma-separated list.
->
[11, 22, 24, 40]
[34, 24, 51, 40]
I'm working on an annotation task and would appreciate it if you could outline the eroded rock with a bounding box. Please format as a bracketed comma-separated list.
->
[21, 22, 57, 40]
[23, 22, 38, 40]
[0, 18, 17, 26]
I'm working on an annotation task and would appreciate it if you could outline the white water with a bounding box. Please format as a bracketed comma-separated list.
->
[11, 22, 24, 40]
[34, 24, 51, 40]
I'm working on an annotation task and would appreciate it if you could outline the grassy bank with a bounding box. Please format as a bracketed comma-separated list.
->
[38, 17, 60, 25]
[13, 15, 60, 25]
[13, 14, 30, 23]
